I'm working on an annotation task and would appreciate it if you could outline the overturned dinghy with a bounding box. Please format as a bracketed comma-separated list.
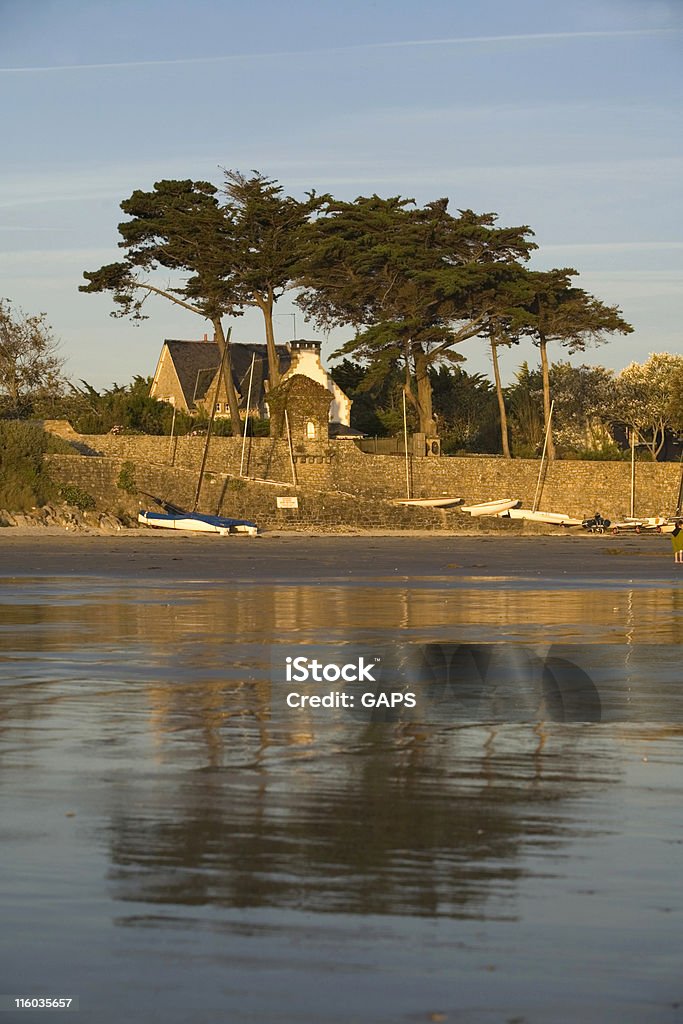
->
[460, 498, 521, 517]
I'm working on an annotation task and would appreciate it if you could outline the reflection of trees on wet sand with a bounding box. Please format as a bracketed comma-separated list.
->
[1, 578, 678, 922]
[106, 724, 618, 920]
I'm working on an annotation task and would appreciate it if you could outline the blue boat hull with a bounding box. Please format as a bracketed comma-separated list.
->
[138, 511, 258, 536]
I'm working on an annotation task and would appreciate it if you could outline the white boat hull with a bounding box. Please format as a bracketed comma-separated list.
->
[394, 497, 463, 508]
[611, 516, 676, 534]
[501, 508, 581, 525]
[623, 516, 667, 528]
[460, 499, 521, 517]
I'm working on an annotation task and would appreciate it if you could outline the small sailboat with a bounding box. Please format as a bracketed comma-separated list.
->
[394, 394, 463, 509]
[623, 515, 668, 529]
[612, 516, 678, 535]
[138, 495, 258, 536]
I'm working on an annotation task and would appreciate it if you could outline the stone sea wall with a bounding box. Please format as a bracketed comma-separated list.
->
[43, 428, 682, 531]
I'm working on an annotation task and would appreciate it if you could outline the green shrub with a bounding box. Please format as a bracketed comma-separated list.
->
[210, 418, 233, 437]
[60, 485, 96, 510]
[0, 420, 57, 510]
[117, 461, 137, 494]
[44, 434, 74, 455]
[67, 376, 196, 435]
[250, 418, 270, 437]
[574, 444, 629, 462]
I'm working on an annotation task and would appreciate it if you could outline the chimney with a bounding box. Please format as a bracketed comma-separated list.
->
[288, 339, 322, 369]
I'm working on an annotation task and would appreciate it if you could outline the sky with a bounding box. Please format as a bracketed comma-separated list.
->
[1, 0, 681, 389]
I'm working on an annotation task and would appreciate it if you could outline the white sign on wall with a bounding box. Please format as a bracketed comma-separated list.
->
[277, 496, 299, 509]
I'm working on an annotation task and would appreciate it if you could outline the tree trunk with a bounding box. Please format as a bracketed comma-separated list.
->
[5, 372, 20, 415]
[413, 346, 436, 435]
[538, 333, 555, 461]
[653, 419, 666, 461]
[213, 319, 241, 434]
[256, 291, 280, 388]
[490, 336, 511, 458]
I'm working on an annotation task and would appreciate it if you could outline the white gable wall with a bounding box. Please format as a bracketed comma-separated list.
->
[282, 347, 351, 426]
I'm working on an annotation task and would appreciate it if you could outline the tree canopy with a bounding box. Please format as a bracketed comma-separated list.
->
[0, 298, 64, 416]
[222, 170, 323, 386]
[80, 178, 243, 429]
[79, 169, 638, 454]
[295, 195, 536, 433]
[81, 173, 322, 421]
[512, 268, 633, 459]
[613, 352, 683, 460]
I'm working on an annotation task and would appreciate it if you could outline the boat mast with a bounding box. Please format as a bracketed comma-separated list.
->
[239, 352, 256, 478]
[630, 428, 636, 518]
[532, 399, 554, 512]
[403, 389, 411, 500]
[193, 326, 231, 513]
[284, 409, 297, 486]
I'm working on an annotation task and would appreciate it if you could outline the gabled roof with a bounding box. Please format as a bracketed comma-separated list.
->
[163, 340, 291, 408]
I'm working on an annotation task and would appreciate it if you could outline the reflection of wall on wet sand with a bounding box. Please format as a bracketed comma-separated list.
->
[60, 581, 679, 648]
[76, 582, 681, 747]
[2, 582, 681, 747]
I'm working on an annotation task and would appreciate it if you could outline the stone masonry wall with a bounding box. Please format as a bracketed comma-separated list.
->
[330, 446, 681, 519]
[46, 428, 682, 527]
[46, 454, 491, 531]
[72, 433, 295, 483]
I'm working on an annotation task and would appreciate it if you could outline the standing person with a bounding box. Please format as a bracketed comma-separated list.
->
[672, 520, 683, 564]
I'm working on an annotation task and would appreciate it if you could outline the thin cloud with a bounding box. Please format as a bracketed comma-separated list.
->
[0, 225, 64, 232]
[0, 247, 118, 265]
[0, 28, 676, 74]
[1, 153, 680, 210]
[542, 242, 683, 252]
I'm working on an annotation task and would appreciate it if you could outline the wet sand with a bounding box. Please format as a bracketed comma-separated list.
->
[0, 529, 677, 584]
[1, 530, 682, 1023]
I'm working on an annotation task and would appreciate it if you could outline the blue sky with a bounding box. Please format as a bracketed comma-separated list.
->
[1, 0, 681, 388]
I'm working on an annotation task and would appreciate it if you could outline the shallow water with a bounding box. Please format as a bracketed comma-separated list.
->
[1, 572, 682, 1023]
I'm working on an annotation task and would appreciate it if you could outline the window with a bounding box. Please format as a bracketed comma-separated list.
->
[306, 420, 316, 440]
[215, 402, 222, 413]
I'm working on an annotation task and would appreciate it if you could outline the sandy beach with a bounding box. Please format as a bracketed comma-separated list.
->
[0, 528, 678, 583]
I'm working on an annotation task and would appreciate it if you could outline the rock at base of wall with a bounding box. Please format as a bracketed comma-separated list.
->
[0, 504, 133, 534]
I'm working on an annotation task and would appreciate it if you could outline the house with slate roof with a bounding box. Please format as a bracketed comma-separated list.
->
[149, 336, 353, 428]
